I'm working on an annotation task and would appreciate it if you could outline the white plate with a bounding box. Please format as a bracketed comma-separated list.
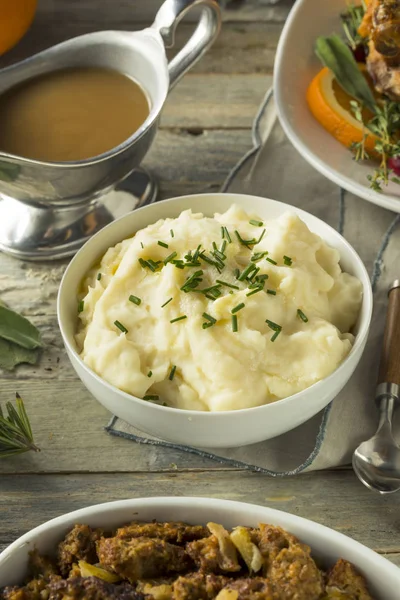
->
[274, 0, 400, 213]
[0, 497, 399, 597]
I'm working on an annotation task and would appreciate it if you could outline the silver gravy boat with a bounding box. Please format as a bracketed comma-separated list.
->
[0, 0, 221, 260]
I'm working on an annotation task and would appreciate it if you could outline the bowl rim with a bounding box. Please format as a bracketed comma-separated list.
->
[273, 0, 400, 212]
[57, 192, 373, 417]
[1, 496, 399, 582]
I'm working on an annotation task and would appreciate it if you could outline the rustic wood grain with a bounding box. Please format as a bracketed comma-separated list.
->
[1, 471, 400, 559]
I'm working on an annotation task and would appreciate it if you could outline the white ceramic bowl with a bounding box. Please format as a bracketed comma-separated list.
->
[57, 193, 372, 448]
[0, 497, 399, 596]
[274, 0, 400, 213]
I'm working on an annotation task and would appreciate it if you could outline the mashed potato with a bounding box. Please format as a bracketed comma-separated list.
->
[76, 206, 362, 411]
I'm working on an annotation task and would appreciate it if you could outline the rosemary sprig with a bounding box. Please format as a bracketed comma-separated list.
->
[0, 394, 39, 458]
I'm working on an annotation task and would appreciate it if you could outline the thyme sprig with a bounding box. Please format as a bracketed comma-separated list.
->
[340, 2, 366, 50]
[0, 394, 39, 458]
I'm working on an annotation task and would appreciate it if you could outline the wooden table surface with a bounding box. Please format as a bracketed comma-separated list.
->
[1, 0, 400, 571]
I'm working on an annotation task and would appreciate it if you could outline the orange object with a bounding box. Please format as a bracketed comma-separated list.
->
[306, 66, 378, 155]
[0, 0, 38, 56]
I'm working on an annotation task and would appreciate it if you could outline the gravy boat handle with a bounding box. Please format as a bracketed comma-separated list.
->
[151, 0, 221, 89]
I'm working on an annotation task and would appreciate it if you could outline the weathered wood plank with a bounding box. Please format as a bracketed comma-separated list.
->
[162, 74, 271, 128]
[0, 379, 225, 473]
[1, 16, 281, 75]
[1, 471, 400, 557]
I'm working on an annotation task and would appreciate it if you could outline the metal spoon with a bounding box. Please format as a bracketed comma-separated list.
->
[353, 280, 400, 494]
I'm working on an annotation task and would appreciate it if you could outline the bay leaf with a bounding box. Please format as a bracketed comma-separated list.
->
[0, 337, 39, 371]
[0, 304, 43, 350]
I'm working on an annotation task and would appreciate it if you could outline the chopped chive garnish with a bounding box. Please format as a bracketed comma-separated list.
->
[283, 255, 293, 266]
[170, 229, 174, 238]
[234, 268, 240, 279]
[158, 240, 169, 248]
[251, 251, 268, 262]
[97, 273, 102, 281]
[297, 309, 309, 323]
[220, 240, 227, 254]
[199, 253, 218, 268]
[78, 300, 84, 313]
[248, 266, 260, 282]
[249, 219, 263, 227]
[169, 365, 177, 381]
[213, 249, 226, 261]
[193, 244, 202, 261]
[235, 230, 257, 248]
[216, 279, 240, 290]
[147, 371, 152, 377]
[143, 395, 159, 401]
[140, 242, 144, 249]
[246, 287, 263, 297]
[223, 227, 232, 243]
[202, 312, 216, 324]
[266, 319, 281, 330]
[257, 274, 269, 281]
[202, 322, 214, 329]
[238, 263, 257, 281]
[266, 319, 282, 342]
[257, 229, 266, 244]
[212, 241, 218, 252]
[266, 257, 277, 265]
[114, 320, 128, 333]
[173, 262, 185, 269]
[164, 251, 177, 265]
[267, 289, 277, 295]
[202, 284, 221, 293]
[129, 294, 141, 305]
[185, 261, 201, 267]
[139, 258, 156, 272]
[221, 226, 225, 239]
[161, 297, 173, 308]
[170, 315, 187, 323]
[231, 302, 245, 314]
[231, 314, 238, 332]
[181, 270, 203, 293]
[205, 293, 217, 301]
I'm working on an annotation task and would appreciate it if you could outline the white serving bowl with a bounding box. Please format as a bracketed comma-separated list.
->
[57, 193, 372, 448]
[274, 0, 400, 213]
[0, 497, 398, 596]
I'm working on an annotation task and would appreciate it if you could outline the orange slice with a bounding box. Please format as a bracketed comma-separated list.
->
[306, 66, 378, 155]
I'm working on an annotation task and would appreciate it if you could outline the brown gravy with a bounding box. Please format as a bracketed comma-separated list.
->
[0, 67, 150, 162]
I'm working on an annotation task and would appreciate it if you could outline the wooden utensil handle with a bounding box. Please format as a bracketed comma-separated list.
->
[378, 282, 400, 385]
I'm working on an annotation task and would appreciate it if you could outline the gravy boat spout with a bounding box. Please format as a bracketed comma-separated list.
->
[0, 0, 220, 259]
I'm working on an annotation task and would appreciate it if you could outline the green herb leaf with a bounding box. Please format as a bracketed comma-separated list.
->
[315, 35, 376, 113]
[0, 337, 39, 371]
[0, 304, 43, 350]
[114, 320, 128, 333]
[129, 295, 141, 306]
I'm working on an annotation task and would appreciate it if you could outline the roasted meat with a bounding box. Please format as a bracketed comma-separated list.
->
[366, 38, 400, 99]
[57, 524, 103, 577]
[29, 549, 59, 579]
[326, 558, 374, 600]
[116, 521, 209, 544]
[96, 536, 192, 583]
[48, 576, 144, 600]
[358, 0, 400, 100]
